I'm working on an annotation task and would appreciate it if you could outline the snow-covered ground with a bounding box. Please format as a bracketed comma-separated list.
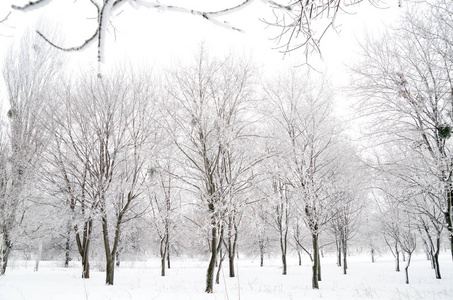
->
[1, 253, 452, 300]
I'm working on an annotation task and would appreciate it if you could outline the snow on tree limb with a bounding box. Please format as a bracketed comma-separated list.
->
[12, 0, 254, 64]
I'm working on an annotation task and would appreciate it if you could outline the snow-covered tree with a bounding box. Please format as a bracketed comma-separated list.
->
[164, 48, 258, 293]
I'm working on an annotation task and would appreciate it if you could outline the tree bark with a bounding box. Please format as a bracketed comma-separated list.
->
[215, 247, 226, 284]
[343, 238, 347, 275]
[395, 244, 400, 272]
[317, 248, 321, 282]
[297, 250, 301, 266]
[404, 253, 412, 284]
[64, 222, 71, 268]
[205, 216, 217, 293]
[0, 230, 11, 275]
[312, 234, 319, 289]
[75, 218, 92, 279]
[259, 239, 264, 267]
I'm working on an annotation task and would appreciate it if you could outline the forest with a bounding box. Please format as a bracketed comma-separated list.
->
[0, 0, 452, 299]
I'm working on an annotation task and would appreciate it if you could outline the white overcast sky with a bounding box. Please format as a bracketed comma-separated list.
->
[0, 0, 403, 116]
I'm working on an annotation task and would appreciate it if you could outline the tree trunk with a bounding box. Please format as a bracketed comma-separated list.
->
[312, 234, 319, 289]
[343, 243, 347, 274]
[102, 215, 115, 285]
[167, 246, 171, 269]
[0, 230, 11, 276]
[445, 186, 453, 261]
[216, 247, 226, 284]
[297, 250, 301, 266]
[280, 229, 287, 275]
[404, 253, 412, 284]
[105, 255, 115, 285]
[337, 239, 342, 267]
[34, 243, 42, 272]
[116, 250, 120, 267]
[75, 218, 92, 279]
[160, 235, 168, 276]
[317, 248, 321, 282]
[259, 239, 264, 267]
[64, 223, 71, 268]
[395, 245, 400, 272]
[433, 251, 441, 279]
[371, 248, 375, 263]
[402, 250, 406, 262]
[205, 221, 217, 293]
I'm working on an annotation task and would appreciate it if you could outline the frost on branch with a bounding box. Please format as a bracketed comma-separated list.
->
[11, 0, 254, 64]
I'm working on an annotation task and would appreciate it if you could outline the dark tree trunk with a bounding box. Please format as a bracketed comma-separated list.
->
[395, 245, 400, 272]
[102, 215, 115, 285]
[337, 239, 342, 267]
[317, 248, 321, 282]
[259, 239, 264, 267]
[280, 227, 288, 275]
[433, 251, 441, 279]
[116, 250, 120, 267]
[75, 218, 92, 279]
[404, 253, 412, 284]
[445, 186, 453, 261]
[64, 224, 71, 268]
[312, 234, 319, 289]
[297, 250, 301, 266]
[161, 253, 166, 277]
[343, 238, 348, 275]
[227, 216, 238, 278]
[205, 220, 217, 293]
[160, 234, 168, 276]
[0, 230, 11, 275]
[216, 247, 226, 284]
[167, 247, 171, 269]
[371, 248, 375, 263]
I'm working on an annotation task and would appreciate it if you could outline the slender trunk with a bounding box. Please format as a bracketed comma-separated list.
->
[0, 230, 11, 275]
[205, 219, 217, 293]
[161, 252, 166, 277]
[343, 238, 347, 275]
[160, 234, 168, 276]
[297, 250, 301, 266]
[445, 186, 453, 261]
[371, 248, 375, 263]
[75, 218, 92, 279]
[102, 215, 115, 285]
[395, 244, 400, 272]
[337, 238, 342, 267]
[228, 216, 235, 278]
[433, 251, 441, 279]
[317, 248, 321, 281]
[116, 250, 120, 267]
[64, 222, 71, 268]
[280, 228, 287, 275]
[216, 247, 226, 284]
[167, 246, 171, 269]
[34, 243, 43, 272]
[312, 233, 319, 289]
[259, 239, 264, 267]
[404, 253, 412, 284]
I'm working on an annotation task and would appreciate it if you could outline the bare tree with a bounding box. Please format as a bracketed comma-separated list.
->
[264, 69, 343, 289]
[164, 48, 257, 293]
[353, 0, 453, 259]
[0, 27, 61, 275]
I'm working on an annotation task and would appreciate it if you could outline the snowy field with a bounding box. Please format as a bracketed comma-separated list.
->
[1, 253, 452, 300]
